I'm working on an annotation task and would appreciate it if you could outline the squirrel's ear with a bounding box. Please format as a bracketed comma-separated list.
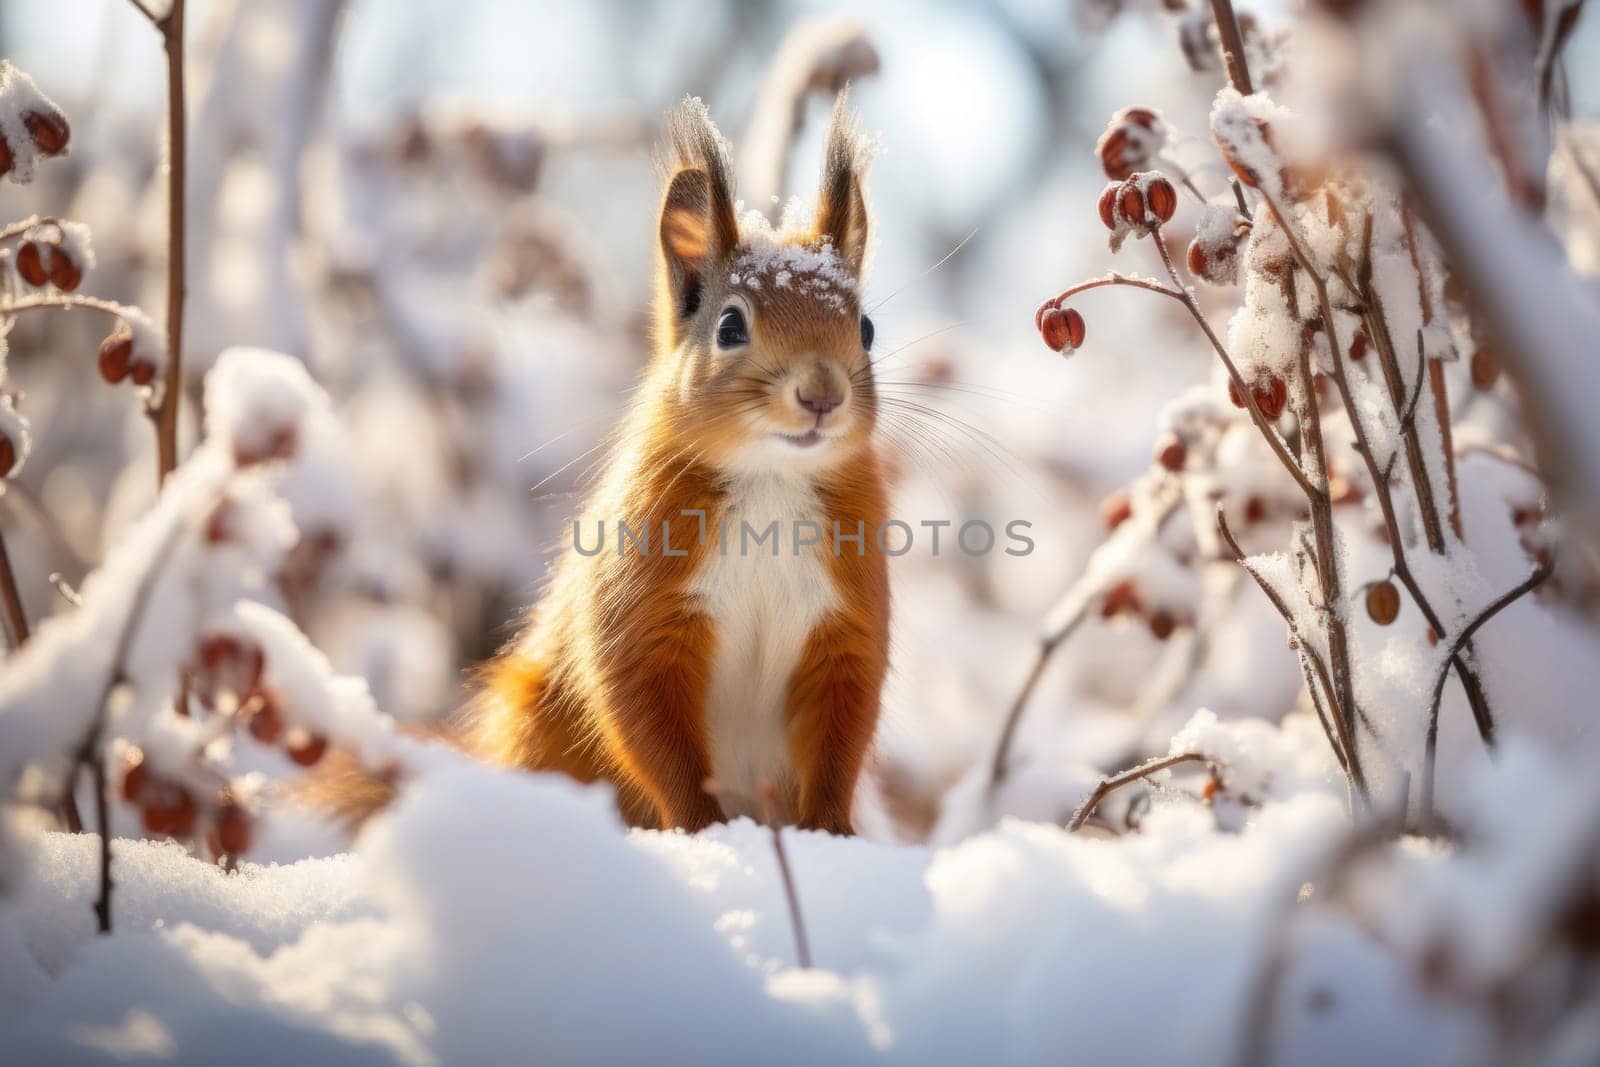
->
[814, 91, 871, 271]
[658, 99, 739, 323]
[659, 169, 722, 319]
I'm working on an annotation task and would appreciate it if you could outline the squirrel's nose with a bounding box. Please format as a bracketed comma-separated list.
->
[796, 384, 843, 416]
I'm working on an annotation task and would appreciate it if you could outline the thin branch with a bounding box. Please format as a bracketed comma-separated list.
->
[1207, 0, 1255, 95]
[1218, 508, 1356, 787]
[1039, 273, 1187, 309]
[126, 0, 161, 25]
[1420, 562, 1554, 819]
[2, 293, 137, 319]
[154, 0, 187, 483]
[0, 529, 28, 647]
[73, 508, 190, 931]
[1067, 752, 1212, 832]
[758, 783, 813, 969]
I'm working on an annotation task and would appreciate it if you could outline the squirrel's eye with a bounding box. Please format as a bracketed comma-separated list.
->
[716, 306, 749, 349]
[860, 315, 875, 351]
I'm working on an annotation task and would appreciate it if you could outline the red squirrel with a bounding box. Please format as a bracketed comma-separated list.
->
[318, 95, 889, 834]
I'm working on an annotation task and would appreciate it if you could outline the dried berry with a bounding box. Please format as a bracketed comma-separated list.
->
[1244, 496, 1267, 523]
[1148, 610, 1177, 641]
[213, 804, 252, 856]
[0, 435, 14, 480]
[1101, 580, 1141, 619]
[130, 360, 158, 387]
[1145, 176, 1177, 224]
[1097, 184, 1119, 230]
[195, 634, 265, 708]
[120, 746, 147, 803]
[1039, 306, 1085, 354]
[15, 241, 48, 287]
[1470, 347, 1500, 390]
[23, 110, 70, 155]
[1228, 377, 1246, 409]
[0, 133, 12, 177]
[1155, 433, 1186, 473]
[98, 329, 134, 383]
[1096, 108, 1165, 182]
[1101, 490, 1133, 531]
[1118, 179, 1146, 226]
[234, 425, 297, 467]
[1366, 579, 1401, 625]
[245, 696, 285, 743]
[48, 248, 81, 291]
[140, 784, 194, 837]
[1254, 376, 1288, 420]
[287, 732, 329, 767]
[1349, 330, 1369, 362]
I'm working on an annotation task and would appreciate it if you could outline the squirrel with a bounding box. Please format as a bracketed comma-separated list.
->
[310, 94, 889, 835]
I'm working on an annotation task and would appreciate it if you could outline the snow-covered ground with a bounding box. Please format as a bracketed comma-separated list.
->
[4, 722, 1598, 1066]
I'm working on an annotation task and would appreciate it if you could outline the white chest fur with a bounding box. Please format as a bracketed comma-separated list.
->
[691, 470, 838, 819]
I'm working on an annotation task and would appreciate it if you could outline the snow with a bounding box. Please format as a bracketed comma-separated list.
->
[6, 738, 1591, 1064]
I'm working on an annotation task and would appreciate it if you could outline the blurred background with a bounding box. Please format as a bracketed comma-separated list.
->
[4, 0, 1599, 842]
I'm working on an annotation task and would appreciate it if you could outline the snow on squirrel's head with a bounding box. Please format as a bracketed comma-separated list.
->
[649, 93, 878, 475]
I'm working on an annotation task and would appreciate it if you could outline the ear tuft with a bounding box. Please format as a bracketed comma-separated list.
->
[814, 87, 872, 271]
[657, 98, 740, 326]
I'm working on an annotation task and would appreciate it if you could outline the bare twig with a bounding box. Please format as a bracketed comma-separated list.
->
[73, 508, 191, 931]
[126, 0, 161, 25]
[1067, 752, 1212, 832]
[1207, 0, 1254, 96]
[1217, 509, 1355, 785]
[1420, 562, 1554, 819]
[757, 782, 813, 969]
[0, 529, 28, 648]
[154, 0, 187, 483]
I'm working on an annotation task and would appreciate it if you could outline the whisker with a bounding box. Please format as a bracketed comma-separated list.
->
[866, 227, 980, 316]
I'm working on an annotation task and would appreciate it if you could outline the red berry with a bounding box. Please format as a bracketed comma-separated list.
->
[1118, 178, 1146, 226]
[1035, 300, 1055, 333]
[169, 789, 197, 836]
[1146, 176, 1177, 224]
[1227, 378, 1246, 409]
[1187, 240, 1208, 278]
[1098, 184, 1119, 230]
[1122, 108, 1159, 130]
[1155, 433, 1186, 472]
[287, 732, 329, 767]
[0, 133, 12, 177]
[48, 249, 81, 291]
[1042, 307, 1086, 353]
[1101, 490, 1133, 531]
[1098, 127, 1134, 182]
[120, 747, 147, 803]
[1244, 496, 1266, 523]
[1101, 580, 1141, 619]
[98, 332, 134, 383]
[1471, 348, 1500, 390]
[245, 695, 284, 743]
[23, 110, 70, 155]
[0, 436, 14, 480]
[1148, 610, 1176, 641]
[15, 241, 48, 287]
[1349, 330, 1369, 361]
[1253, 376, 1287, 420]
[1366, 580, 1400, 625]
[214, 805, 252, 855]
[130, 360, 158, 387]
